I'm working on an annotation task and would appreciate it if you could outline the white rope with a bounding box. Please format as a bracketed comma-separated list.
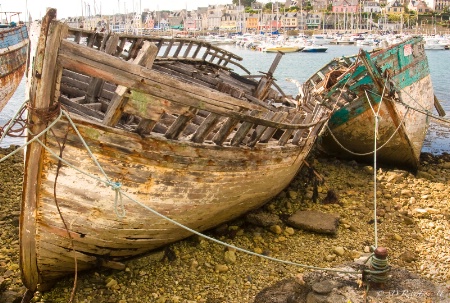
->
[324, 107, 410, 157]
[0, 105, 64, 163]
[370, 77, 389, 250]
[15, 107, 361, 275]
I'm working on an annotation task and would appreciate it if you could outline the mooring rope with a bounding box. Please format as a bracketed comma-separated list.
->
[324, 106, 410, 157]
[3, 105, 362, 276]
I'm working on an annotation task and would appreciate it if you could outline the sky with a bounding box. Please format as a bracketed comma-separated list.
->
[1, 0, 235, 20]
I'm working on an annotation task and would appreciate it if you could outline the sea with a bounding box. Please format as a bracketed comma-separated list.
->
[1, 44, 449, 155]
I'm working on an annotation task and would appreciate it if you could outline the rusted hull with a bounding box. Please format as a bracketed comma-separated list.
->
[305, 37, 434, 169]
[20, 11, 330, 291]
[0, 25, 29, 111]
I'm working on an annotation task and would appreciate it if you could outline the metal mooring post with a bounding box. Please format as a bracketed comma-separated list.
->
[363, 247, 391, 287]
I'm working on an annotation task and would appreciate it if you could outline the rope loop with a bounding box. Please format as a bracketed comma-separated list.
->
[110, 181, 126, 218]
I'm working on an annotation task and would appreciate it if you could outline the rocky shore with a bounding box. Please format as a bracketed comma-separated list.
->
[1, 145, 449, 303]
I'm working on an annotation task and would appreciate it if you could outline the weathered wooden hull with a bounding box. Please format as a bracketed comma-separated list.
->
[23, 115, 317, 286]
[20, 10, 330, 291]
[0, 24, 29, 111]
[304, 37, 434, 169]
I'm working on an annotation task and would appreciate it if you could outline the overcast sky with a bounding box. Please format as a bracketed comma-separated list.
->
[1, 0, 235, 20]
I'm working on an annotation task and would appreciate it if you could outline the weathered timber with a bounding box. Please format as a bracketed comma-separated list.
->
[21, 10, 332, 293]
[85, 34, 120, 103]
[103, 41, 158, 126]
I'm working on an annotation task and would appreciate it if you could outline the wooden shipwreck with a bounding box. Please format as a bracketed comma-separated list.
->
[0, 13, 29, 111]
[20, 10, 332, 291]
[302, 37, 444, 170]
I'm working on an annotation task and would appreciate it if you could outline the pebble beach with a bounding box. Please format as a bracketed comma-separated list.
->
[1, 145, 449, 302]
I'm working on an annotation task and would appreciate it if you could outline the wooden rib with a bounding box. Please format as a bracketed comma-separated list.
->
[261, 111, 290, 142]
[246, 111, 276, 147]
[212, 116, 240, 146]
[58, 39, 322, 130]
[231, 110, 263, 147]
[21, 11, 67, 292]
[128, 38, 143, 59]
[165, 107, 198, 140]
[183, 41, 194, 58]
[251, 111, 288, 146]
[292, 112, 314, 145]
[85, 34, 119, 103]
[278, 113, 306, 146]
[103, 41, 158, 127]
[173, 41, 184, 58]
[191, 113, 222, 143]
[135, 119, 158, 136]
[162, 40, 174, 58]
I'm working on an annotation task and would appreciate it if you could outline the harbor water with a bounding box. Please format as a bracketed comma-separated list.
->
[1, 44, 449, 154]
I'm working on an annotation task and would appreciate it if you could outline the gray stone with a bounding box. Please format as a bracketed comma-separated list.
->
[306, 291, 328, 303]
[312, 280, 340, 295]
[287, 211, 340, 235]
[400, 250, 418, 263]
[224, 250, 236, 264]
[253, 278, 308, 303]
[416, 170, 434, 180]
[246, 211, 282, 227]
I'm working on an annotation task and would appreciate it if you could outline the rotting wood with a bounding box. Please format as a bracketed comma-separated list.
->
[278, 113, 306, 146]
[191, 113, 222, 143]
[165, 107, 199, 140]
[231, 110, 265, 146]
[103, 41, 158, 127]
[85, 34, 120, 103]
[21, 10, 333, 293]
[21, 12, 66, 292]
[247, 111, 277, 147]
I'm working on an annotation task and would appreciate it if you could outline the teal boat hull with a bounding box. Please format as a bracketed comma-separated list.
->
[304, 37, 434, 169]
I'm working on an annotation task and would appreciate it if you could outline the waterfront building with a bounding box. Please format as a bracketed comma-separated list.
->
[385, 0, 405, 14]
[332, 0, 359, 13]
[363, 2, 382, 13]
[434, 0, 450, 11]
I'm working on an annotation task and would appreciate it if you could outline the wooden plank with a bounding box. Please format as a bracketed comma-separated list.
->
[434, 95, 446, 117]
[231, 110, 263, 147]
[165, 107, 198, 140]
[278, 113, 306, 146]
[135, 119, 157, 136]
[128, 38, 143, 59]
[21, 10, 66, 292]
[173, 41, 184, 58]
[62, 69, 90, 83]
[191, 113, 222, 143]
[124, 93, 191, 120]
[57, 40, 322, 131]
[85, 34, 120, 103]
[60, 82, 86, 99]
[59, 96, 104, 120]
[253, 52, 284, 100]
[103, 41, 158, 127]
